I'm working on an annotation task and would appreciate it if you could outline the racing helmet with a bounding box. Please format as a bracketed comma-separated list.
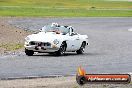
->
[51, 23, 59, 27]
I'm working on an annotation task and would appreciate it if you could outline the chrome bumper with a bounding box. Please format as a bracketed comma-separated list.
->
[24, 45, 59, 52]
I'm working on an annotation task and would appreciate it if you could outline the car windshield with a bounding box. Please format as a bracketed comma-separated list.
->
[42, 25, 70, 34]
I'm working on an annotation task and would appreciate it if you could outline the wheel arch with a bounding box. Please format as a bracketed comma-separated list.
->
[62, 41, 67, 49]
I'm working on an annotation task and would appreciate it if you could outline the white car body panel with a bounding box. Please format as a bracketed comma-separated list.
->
[24, 23, 89, 53]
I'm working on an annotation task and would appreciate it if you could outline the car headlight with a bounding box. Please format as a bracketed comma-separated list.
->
[53, 39, 59, 45]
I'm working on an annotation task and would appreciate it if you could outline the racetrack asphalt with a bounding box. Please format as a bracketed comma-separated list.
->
[0, 17, 132, 79]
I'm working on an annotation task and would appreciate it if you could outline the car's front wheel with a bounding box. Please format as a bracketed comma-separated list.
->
[56, 42, 66, 56]
[76, 42, 86, 54]
[25, 49, 34, 56]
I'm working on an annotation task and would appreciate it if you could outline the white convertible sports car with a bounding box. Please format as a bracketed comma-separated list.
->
[24, 23, 89, 56]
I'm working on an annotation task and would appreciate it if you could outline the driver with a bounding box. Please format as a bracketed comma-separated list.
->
[51, 23, 59, 27]
[51, 23, 61, 34]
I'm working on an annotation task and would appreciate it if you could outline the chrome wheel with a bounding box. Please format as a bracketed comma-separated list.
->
[56, 42, 66, 56]
[76, 42, 86, 54]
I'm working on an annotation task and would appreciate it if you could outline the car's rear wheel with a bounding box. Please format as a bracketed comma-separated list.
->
[56, 42, 66, 56]
[76, 42, 86, 54]
[25, 49, 34, 56]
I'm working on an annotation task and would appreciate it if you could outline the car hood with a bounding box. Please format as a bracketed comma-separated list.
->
[27, 32, 65, 42]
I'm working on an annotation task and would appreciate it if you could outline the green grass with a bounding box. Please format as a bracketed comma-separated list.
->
[0, 43, 23, 51]
[0, 0, 132, 17]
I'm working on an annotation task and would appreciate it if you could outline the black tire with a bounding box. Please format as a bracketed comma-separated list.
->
[56, 42, 66, 56]
[48, 52, 54, 55]
[25, 49, 34, 56]
[76, 42, 86, 54]
[76, 76, 87, 85]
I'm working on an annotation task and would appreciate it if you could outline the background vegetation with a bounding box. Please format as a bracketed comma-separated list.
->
[0, 0, 132, 17]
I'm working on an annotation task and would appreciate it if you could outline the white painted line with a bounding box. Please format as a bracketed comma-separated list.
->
[128, 28, 132, 31]
[0, 6, 132, 10]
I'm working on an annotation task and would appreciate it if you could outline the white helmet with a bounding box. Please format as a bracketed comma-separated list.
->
[51, 23, 58, 27]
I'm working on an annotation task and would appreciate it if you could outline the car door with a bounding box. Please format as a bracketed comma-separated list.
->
[71, 34, 81, 50]
[66, 33, 81, 51]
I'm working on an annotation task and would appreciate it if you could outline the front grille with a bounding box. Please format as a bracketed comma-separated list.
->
[29, 41, 51, 46]
[30, 41, 36, 45]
